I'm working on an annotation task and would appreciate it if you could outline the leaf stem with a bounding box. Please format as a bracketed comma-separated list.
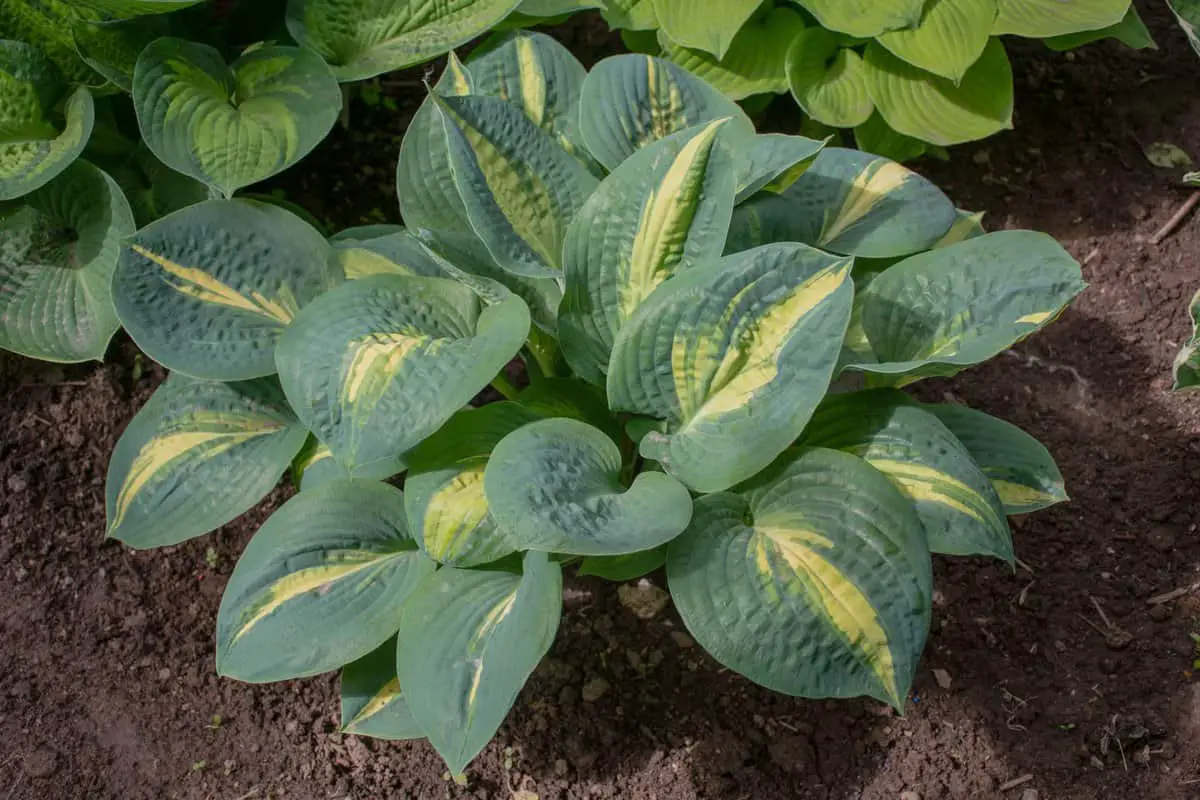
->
[491, 373, 520, 400]
[527, 327, 558, 379]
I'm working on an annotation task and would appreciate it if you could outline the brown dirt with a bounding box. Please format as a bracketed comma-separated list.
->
[4, 6, 1200, 799]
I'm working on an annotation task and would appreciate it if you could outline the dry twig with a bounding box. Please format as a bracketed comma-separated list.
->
[1151, 192, 1200, 245]
[999, 774, 1034, 791]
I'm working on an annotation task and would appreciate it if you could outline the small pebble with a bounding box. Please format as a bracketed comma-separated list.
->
[581, 678, 610, 703]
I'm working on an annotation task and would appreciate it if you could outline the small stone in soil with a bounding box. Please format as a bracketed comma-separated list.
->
[617, 580, 670, 620]
[1149, 603, 1174, 622]
[670, 631, 695, 649]
[581, 678, 610, 703]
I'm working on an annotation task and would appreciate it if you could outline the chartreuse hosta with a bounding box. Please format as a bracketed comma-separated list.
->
[104, 37, 1083, 774]
[596, 0, 1153, 159]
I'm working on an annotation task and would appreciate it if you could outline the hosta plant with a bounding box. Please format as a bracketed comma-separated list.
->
[105, 36, 1084, 774]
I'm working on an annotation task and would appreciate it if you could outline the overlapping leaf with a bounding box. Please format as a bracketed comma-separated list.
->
[876, 0, 998, 83]
[651, 0, 760, 59]
[787, 30, 875, 128]
[1044, 5, 1155, 51]
[1167, 0, 1200, 56]
[331, 227, 447, 280]
[854, 113, 928, 163]
[733, 133, 826, 202]
[0, 0, 96, 86]
[793, 0, 925, 38]
[341, 636, 424, 741]
[72, 13, 168, 93]
[601, 0, 659, 29]
[1174, 289, 1200, 391]
[992, 0, 1130, 38]
[76, 0, 205, 17]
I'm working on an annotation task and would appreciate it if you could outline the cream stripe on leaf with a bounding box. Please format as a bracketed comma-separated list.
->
[923, 403, 1068, 515]
[113, 199, 342, 381]
[340, 636, 423, 741]
[667, 447, 932, 710]
[332, 227, 446, 281]
[732, 132, 827, 204]
[276, 273, 529, 475]
[607, 243, 853, 493]
[559, 120, 737, 385]
[105, 374, 309, 549]
[217, 480, 435, 683]
[802, 389, 1013, 560]
[291, 434, 407, 492]
[395, 551, 562, 775]
[843, 230, 1085, 385]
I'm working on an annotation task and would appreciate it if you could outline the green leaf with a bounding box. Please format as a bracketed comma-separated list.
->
[0, 0, 96, 86]
[660, 7, 807, 100]
[608, 243, 854, 493]
[517, 0, 602, 14]
[332, 227, 449, 280]
[433, 92, 599, 278]
[275, 274, 529, 474]
[72, 13, 168, 93]
[652, 0, 761, 59]
[667, 446, 931, 708]
[484, 418, 694, 555]
[107, 144, 213, 226]
[287, 0, 523, 82]
[515, 377, 623, 441]
[114, 199, 341, 381]
[934, 208, 987, 248]
[727, 148, 957, 258]
[992, 0, 1130, 38]
[853, 113, 928, 163]
[132, 39, 341, 196]
[1167, 0, 1200, 56]
[292, 435, 405, 491]
[792, 0, 925, 38]
[862, 38, 1013, 146]
[559, 121, 737, 384]
[578, 54, 754, 172]
[341, 636, 424, 740]
[1174, 288, 1200, 391]
[217, 479, 436, 682]
[601, 0, 659, 29]
[578, 548, 666, 581]
[845, 230, 1086, 383]
[106, 374, 309, 549]
[786, 30, 874, 128]
[396, 551, 562, 775]
[404, 403, 541, 567]
[923, 402, 1068, 514]
[1044, 5, 1156, 51]
[733, 133, 827, 202]
[0, 41, 94, 201]
[0, 159, 133, 362]
[802, 390, 1012, 560]
[876, 0, 998, 83]
[75, 0, 205, 17]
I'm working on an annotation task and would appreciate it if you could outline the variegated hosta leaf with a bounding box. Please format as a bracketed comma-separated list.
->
[792, 0, 925, 38]
[218, 480, 435, 682]
[845, 230, 1086, 384]
[404, 403, 541, 567]
[651, 0, 761, 59]
[786, 30, 874, 128]
[75, 0, 205, 17]
[727, 148, 957, 259]
[341, 636, 423, 740]
[802, 390, 1012, 560]
[607, 243, 854, 493]
[934, 208, 987, 248]
[1174, 288, 1200, 391]
[0, 41, 95, 201]
[433, 93, 599, 278]
[862, 38, 1014, 146]
[733, 133, 826, 203]
[578, 54, 754, 172]
[132, 39, 341, 196]
[113, 199, 342, 381]
[286, 0, 522, 82]
[332, 227, 447, 280]
[602, 0, 659, 29]
[667, 446, 931, 708]
[484, 418, 694, 554]
[0, 160, 133, 362]
[853, 113, 928, 164]
[292, 435, 406, 491]
[105, 375, 309, 549]
[992, 0, 1130, 38]
[1167, 0, 1200, 56]
[396, 551, 562, 775]
[876, 0, 998, 83]
[275, 274, 530, 474]
[559, 121, 738, 384]
[72, 13, 168, 93]
[1044, 6, 1156, 50]
[578, 547, 666, 581]
[0, 0, 96, 86]
[923, 403, 1067, 514]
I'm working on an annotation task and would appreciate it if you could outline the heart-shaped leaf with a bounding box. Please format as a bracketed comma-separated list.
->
[876, 0, 998, 83]
[792, 0, 925, 38]
[341, 636, 424, 741]
[652, 0, 761, 59]
[113, 199, 342, 381]
[787, 30, 875, 128]
[484, 417, 694, 555]
[992, 0, 1129, 37]
[106, 374, 309, 548]
[0, 159, 133, 362]
[133, 38, 341, 196]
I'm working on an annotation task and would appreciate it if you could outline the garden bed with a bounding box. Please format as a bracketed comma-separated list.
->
[3, 7, 1200, 799]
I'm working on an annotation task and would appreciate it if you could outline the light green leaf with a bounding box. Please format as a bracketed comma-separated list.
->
[727, 148, 957, 258]
[845, 230, 1086, 383]
[863, 38, 1013, 146]
[578, 54, 754, 172]
[876, 0, 998, 83]
[396, 551, 562, 775]
[0, 0, 94, 86]
[1144, 142, 1192, 169]
[1044, 5, 1156, 50]
[484, 417, 693, 555]
[923, 402, 1068, 514]
[853, 113, 927, 163]
[287, 0, 522, 82]
[667, 446, 931, 708]
[1174, 288, 1200, 391]
[404, 403, 541, 567]
[517, 0, 602, 14]
[802, 390, 1012, 560]
[559, 121, 737, 384]
[1167, 0, 1200, 56]
[792, 0, 925, 38]
[275, 274, 529, 474]
[332, 227, 448, 280]
[218, 479, 435, 682]
[660, 7, 807, 100]
[105, 374, 309, 549]
[341, 636, 424, 741]
[992, 0, 1130, 38]
[601, 0, 659, 29]
[133, 39, 341, 196]
[608, 243, 854, 493]
[733, 133, 827, 202]
[787, 30, 874, 128]
[0, 159, 133, 362]
[652, 0, 760, 59]
[114, 199, 340, 380]
[578, 548, 666, 581]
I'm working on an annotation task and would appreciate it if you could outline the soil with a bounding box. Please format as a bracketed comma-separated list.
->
[4, 6, 1200, 800]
